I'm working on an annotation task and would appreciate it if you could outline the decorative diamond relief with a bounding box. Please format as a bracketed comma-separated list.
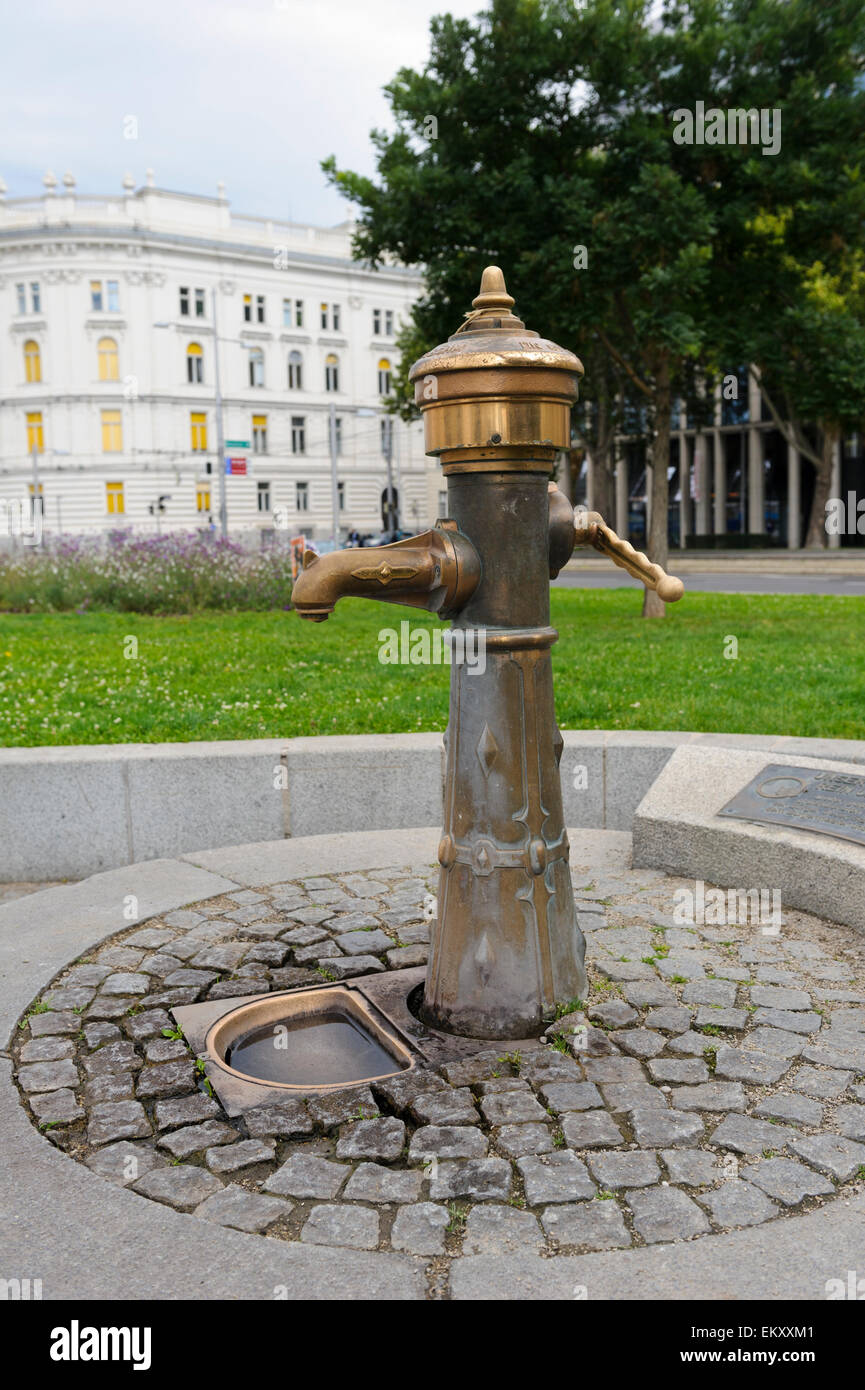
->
[476, 723, 499, 778]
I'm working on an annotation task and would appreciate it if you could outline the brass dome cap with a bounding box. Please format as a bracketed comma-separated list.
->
[408, 266, 584, 381]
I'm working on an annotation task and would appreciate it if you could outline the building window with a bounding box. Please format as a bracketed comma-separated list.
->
[291, 416, 305, 455]
[256, 295, 265, 323]
[31, 283, 41, 313]
[373, 308, 381, 335]
[90, 280, 104, 311]
[186, 343, 203, 384]
[195, 288, 206, 317]
[296, 480, 309, 511]
[332, 304, 341, 332]
[252, 414, 268, 453]
[190, 412, 208, 451]
[325, 353, 339, 392]
[26, 412, 44, 453]
[257, 480, 271, 513]
[24, 340, 42, 384]
[16, 283, 26, 314]
[105, 481, 125, 515]
[107, 280, 120, 312]
[28, 482, 44, 522]
[288, 350, 303, 389]
[243, 294, 252, 323]
[196, 485, 211, 514]
[385, 310, 393, 335]
[295, 299, 303, 328]
[249, 347, 264, 387]
[283, 298, 293, 328]
[320, 302, 329, 330]
[180, 287, 190, 316]
[380, 417, 393, 456]
[337, 480, 345, 511]
[98, 337, 119, 382]
[101, 409, 123, 453]
[378, 357, 392, 395]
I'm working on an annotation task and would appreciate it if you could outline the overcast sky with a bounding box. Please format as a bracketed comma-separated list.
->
[1, 0, 484, 225]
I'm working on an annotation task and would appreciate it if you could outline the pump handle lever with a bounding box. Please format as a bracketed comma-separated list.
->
[574, 510, 685, 603]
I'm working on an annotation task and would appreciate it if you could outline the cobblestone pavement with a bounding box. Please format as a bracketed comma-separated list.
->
[12, 858, 865, 1276]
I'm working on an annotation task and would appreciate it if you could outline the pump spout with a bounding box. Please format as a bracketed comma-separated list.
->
[291, 522, 481, 622]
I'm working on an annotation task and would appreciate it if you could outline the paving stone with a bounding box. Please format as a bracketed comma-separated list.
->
[463, 1204, 544, 1255]
[581, 1057, 645, 1085]
[587, 1001, 639, 1028]
[244, 1099, 315, 1139]
[163, 909, 206, 928]
[154, 1092, 221, 1129]
[85, 1140, 164, 1186]
[713, 1046, 792, 1085]
[536, 1081, 603, 1113]
[41, 986, 95, 1011]
[136, 1059, 197, 1099]
[442, 1051, 511, 1087]
[294, 941, 343, 965]
[611, 1028, 667, 1059]
[746, 1027, 807, 1058]
[749, 985, 812, 1010]
[788, 1133, 865, 1181]
[803, 1040, 865, 1071]
[711, 966, 751, 982]
[342, 1163, 424, 1204]
[672, 1082, 747, 1113]
[743, 1157, 835, 1206]
[755, 967, 804, 986]
[586, 1151, 660, 1189]
[709, 1113, 796, 1156]
[409, 1124, 488, 1161]
[429, 1158, 512, 1201]
[144, 1038, 188, 1063]
[410, 1088, 478, 1127]
[694, 1007, 748, 1030]
[82, 1022, 121, 1050]
[540, 1200, 631, 1250]
[373, 1070, 447, 1112]
[791, 1066, 853, 1099]
[20, 1036, 74, 1063]
[850, 1084, 865, 1102]
[264, 1154, 350, 1199]
[336, 1117, 405, 1161]
[647, 1058, 709, 1085]
[661, 1150, 724, 1186]
[30, 1089, 84, 1124]
[666, 1030, 714, 1057]
[597, 961, 655, 984]
[281, 924, 329, 947]
[494, 1123, 553, 1157]
[140, 954, 185, 979]
[84, 1072, 135, 1105]
[100, 973, 150, 997]
[753, 1093, 823, 1127]
[333, 929, 392, 956]
[133, 1164, 222, 1212]
[323, 955, 386, 979]
[63, 963, 113, 988]
[86, 995, 139, 1021]
[623, 982, 677, 1008]
[307, 1087, 379, 1127]
[125, 927, 177, 950]
[390, 1203, 450, 1255]
[518, 1052, 582, 1083]
[682, 980, 738, 1008]
[195, 1184, 289, 1232]
[301, 1204, 379, 1249]
[657, 953, 707, 982]
[835, 1105, 865, 1141]
[480, 1092, 549, 1126]
[18, 1059, 79, 1093]
[696, 1179, 778, 1228]
[397, 923, 430, 945]
[97, 947, 145, 969]
[753, 1007, 822, 1035]
[88, 1100, 151, 1146]
[158, 1121, 238, 1158]
[122, 1009, 174, 1041]
[626, 1185, 711, 1242]
[386, 945, 429, 969]
[644, 1007, 693, 1034]
[561, 1110, 625, 1148]
[83, 1040, 142, 1076]
[475, 1078, 531, 1096]
[630, 1108, 704, 1147]
[516, 1150, 596, 1204]
[600, 1082, 667, 1113]
[162, 969, 219, 989]
[206, 1138, 276, 1173]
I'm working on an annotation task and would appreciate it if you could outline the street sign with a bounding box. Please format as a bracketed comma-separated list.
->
[226, 439, 250, 448]
[225, 458, 248, 475]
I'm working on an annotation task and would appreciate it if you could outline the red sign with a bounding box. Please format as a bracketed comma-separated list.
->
[225, 457, 247, 476]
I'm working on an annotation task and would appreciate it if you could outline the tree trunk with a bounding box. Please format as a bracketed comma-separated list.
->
[804, 423, 838, 549]
[591, 388, 616, 523]
[642, 351, 671, 618]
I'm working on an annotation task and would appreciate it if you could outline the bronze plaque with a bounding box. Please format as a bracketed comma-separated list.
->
[719, 764, 865, 848]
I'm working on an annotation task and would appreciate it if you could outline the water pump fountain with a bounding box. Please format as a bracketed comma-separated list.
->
[196, 267, 683, 1101]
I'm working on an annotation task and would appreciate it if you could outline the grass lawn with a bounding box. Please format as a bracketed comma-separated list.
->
[1, 589, 863, 747]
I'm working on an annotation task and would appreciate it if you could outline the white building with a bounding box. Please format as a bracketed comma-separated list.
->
[0, 170, 439, 542]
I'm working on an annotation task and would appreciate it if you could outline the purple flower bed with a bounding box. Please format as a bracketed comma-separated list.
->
[0, 530, 296, 613]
